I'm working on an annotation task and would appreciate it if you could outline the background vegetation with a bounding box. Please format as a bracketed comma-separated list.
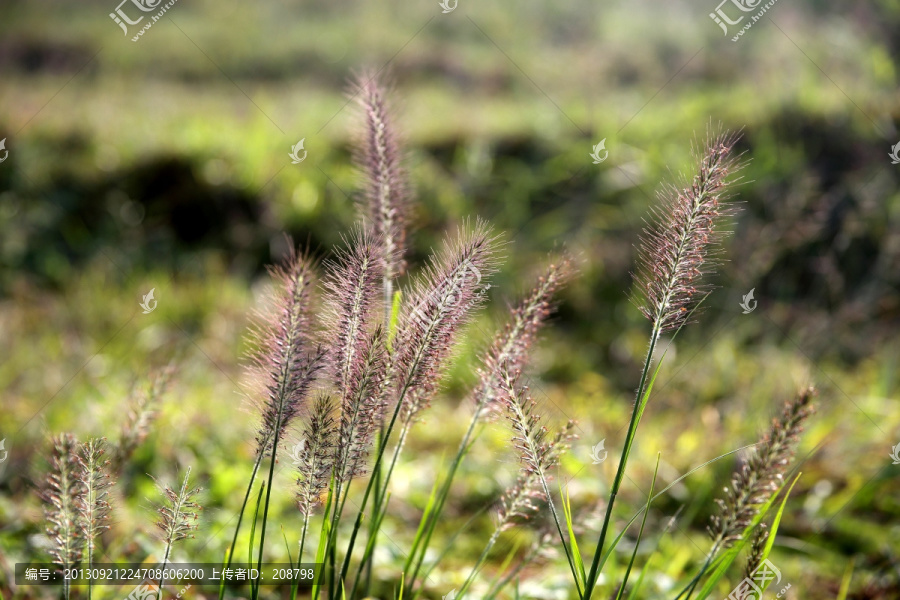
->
[1, 0, 899, 598]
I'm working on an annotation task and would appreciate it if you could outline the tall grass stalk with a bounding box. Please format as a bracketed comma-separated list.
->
[335, 223, 498, 596]
[231, 244, 322, 600]
[582, 132, 742, 599]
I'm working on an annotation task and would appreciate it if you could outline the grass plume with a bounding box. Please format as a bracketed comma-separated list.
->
[403, 257, 574, 594]
[42, 433, 85, 600]
[154, 467, 202, 593]
[322, 230, 389, 485]
[352, 72, 410, 284]
[460, 367, 576, 597]
[115, 363, 175, 471]
[296, 395, 338, 519]
[76, 438, 114, 600]
[708, 387, 816, 550]
[634, 131, 743, 333]
[392, 220, 500, 409]
[248, 246, 324, 457]
[475, 257, 574, 419]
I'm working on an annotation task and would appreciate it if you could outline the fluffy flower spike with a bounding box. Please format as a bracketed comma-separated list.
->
[635, 131, 743, 333]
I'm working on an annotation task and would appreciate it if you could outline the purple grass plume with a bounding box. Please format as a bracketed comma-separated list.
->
[43, 433, 85, 574]
[247, 244, 326, 457]
[635, 131, 743, 334]
[709, 386, 816, 550]
[116, 363, 175, 471]
[296, 394, 338, 518]
[153, 468, 202, 593]
[393, 220, 500, 421]
[352, 72, 410, 283]
[322, 229, 386, 398]
[321, 230, 390, 482]
[154, 467, 202, 552]
[475, 257, 574, 419]
[336, 326, 387, 482]
[76, 438, 114, 566]
[496, 368, 576, 530]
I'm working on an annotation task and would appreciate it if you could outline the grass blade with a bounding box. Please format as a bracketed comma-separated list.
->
[560, 481, 585, 595]
[615, 453, 660, 600]
[836, 558, 855, 600]
[248, 482, 265, 598]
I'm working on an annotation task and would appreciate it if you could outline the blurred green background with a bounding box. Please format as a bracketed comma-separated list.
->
[1, 0, 899, 598]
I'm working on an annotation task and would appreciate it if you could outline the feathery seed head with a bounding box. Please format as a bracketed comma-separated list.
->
[635, 131, 743, 333]
[475, 256, 575, 418]
[392, 220, 500, 416]
[116, 362, 175, 470]
[336, 326, 388, 482]
[496, 367, 577, 529]
[708, 386, 816, 548]
[76, 438, 114, 554]
[322, 228, 387, 396]
[296, 394, 338, 517]
[43, 433, 85, 568]
[247, 243, 325, 457]
[352, 71, 410, 280]
[745, 523, 770, 579]
[154, 467, 202, 547]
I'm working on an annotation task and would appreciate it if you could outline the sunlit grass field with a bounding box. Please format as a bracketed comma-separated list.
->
[2, 1, 899, 598]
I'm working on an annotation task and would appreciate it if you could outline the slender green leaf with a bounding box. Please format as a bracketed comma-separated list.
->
[248, 482, 266, 598]
[836, 558, 855, 600]
[282, 525, 294, 568]
[595, 446, 750, 578]
[615, 454, 660, 600]
[495, 537, 523, 580]
[756, 472, 797, 593]
[560, 481, 585, 595]
[311, 491, 333, 600]
[405, 453, 446, 574]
